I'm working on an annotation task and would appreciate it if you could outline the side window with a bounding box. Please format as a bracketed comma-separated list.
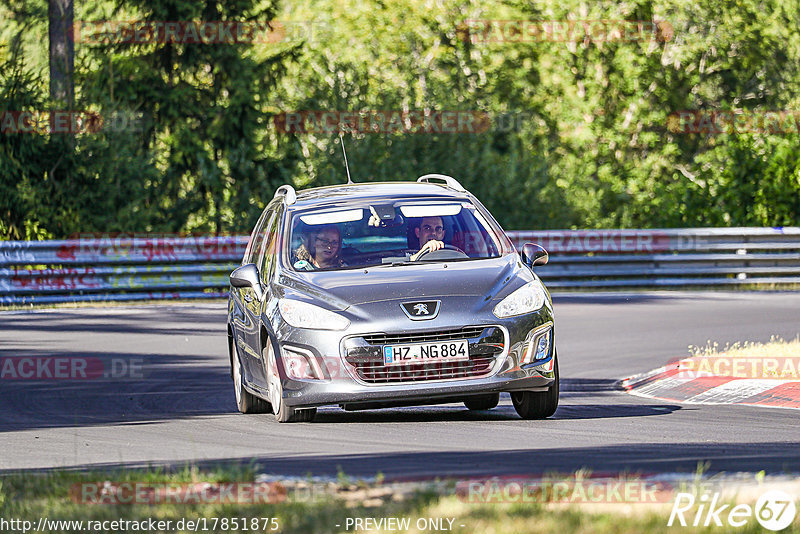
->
[244, 208, 271, 265]
[258, 206, 283, 281]
[251, 210, 276, 270]
[242, 213, 266, 265]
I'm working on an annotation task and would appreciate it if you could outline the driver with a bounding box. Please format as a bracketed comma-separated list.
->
[410, 216, 445, 261]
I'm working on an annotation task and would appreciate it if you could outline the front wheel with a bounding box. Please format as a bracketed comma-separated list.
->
[232, 338, 270, 414]
[511, 355, 559, 419]
[265, 343, 316, 423]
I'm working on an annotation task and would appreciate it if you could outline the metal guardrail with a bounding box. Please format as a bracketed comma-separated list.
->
[507, 228, 800, 288]
[1, 228, 799, 305]
[0, 236, 245, 305]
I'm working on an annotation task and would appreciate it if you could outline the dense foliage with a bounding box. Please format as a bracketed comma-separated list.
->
[1, 0, 799, 239]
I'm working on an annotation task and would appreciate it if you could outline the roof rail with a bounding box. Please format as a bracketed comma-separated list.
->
[273, 184, 297, 205]
[417, 174, 466, 192]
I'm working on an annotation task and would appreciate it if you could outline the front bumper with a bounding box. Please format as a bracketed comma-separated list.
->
[268, 302, 557, 409]
[281, 363, 554, 408]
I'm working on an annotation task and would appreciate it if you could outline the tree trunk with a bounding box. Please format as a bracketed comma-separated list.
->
[49, 0, 74, 107]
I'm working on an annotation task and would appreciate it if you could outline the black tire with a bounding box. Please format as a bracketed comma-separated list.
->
[265, 344, 317, 423]
[511, 354, 559, 419]
[231, 338, 271, 414]
[464, 393, 500, 411]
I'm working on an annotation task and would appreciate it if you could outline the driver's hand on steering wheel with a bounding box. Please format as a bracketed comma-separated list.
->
[410, 239, 444, 261]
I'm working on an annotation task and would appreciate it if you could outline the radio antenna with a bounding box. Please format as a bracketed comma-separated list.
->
[339, 132, 353, 184]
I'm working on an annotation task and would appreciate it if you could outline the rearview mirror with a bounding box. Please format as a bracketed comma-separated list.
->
[368, 205, 404, 228]
[521, 243, 549, 267]
[230, 263, 264, 301]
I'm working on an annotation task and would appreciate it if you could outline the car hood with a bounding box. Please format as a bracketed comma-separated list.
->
[277, 254, 532, 309]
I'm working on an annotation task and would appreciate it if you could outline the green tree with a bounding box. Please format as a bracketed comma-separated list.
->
[80, 0, 300, 233]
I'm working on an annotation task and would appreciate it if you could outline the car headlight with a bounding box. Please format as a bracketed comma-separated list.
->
[278, 299, 350, 330]
[493, 280, 547, 318]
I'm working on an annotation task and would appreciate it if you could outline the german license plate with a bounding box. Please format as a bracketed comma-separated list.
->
[383, 340, 469, 366]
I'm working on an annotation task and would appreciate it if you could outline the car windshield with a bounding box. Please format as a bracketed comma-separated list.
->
[286, 201, 512, 271]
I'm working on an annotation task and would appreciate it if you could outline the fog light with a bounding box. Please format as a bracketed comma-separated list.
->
[533, 331, 551, 360]
[522, 326, 552, 365]
[282, 347, 322, 380]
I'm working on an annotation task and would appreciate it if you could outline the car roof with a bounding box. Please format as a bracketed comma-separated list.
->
[288, 181, 473, 209]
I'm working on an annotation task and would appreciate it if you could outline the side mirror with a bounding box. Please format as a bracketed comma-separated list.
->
[230, 263, 264, 301]
[521, 243, 549, 267]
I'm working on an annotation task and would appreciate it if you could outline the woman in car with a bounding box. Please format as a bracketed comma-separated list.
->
[294, 225, 346, 270]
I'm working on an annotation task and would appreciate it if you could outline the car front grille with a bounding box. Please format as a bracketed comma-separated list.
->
[362, 326, 487, 345]
[343, 326, 505, 384]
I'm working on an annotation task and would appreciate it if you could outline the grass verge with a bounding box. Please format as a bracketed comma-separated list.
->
[1, 467, 798, 533]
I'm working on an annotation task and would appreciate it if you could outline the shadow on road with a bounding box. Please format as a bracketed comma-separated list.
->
[0, 358, 674, 432]
[0, 307, 225, 337]
[9, 441, 798, 479]
[561, 378, 621, 392]
[0, 350, 235, 433]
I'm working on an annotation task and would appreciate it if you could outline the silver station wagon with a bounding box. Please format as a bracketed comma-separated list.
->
[227, 175, 557, 422]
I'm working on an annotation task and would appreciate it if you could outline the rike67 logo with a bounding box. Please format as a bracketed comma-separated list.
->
[668, 490, 796, 530]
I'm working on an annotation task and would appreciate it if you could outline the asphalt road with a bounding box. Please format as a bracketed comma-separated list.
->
[1, 292, 799, 478]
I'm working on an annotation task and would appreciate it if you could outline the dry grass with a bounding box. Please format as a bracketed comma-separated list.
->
[689, 336, 800, 359]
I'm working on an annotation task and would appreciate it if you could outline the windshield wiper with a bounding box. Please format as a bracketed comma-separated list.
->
[376, 260, 415, 267]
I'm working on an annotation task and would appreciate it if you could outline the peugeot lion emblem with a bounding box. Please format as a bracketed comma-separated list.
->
[401, 300, 441, 320]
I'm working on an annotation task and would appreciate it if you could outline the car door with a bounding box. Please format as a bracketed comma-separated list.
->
[231, 208, 271, 381]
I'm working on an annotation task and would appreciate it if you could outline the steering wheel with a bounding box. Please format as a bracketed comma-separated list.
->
[412, 244, 468, 261]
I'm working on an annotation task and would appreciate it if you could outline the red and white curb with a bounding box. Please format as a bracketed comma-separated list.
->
[620, 359, 800, 410]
